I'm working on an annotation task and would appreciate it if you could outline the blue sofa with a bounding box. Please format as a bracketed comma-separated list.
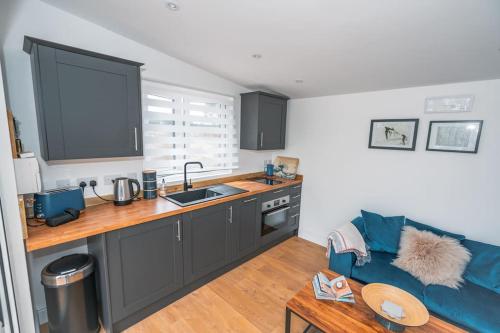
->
[329, 215, 500, 333]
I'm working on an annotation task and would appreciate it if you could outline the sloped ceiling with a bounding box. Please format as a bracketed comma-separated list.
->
[41, 0, 500, 98]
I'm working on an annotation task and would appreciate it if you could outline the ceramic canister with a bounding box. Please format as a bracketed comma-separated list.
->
[142, 170, 157, 199]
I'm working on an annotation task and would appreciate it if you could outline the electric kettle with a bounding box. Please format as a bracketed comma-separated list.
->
[112, 177, 140, 206]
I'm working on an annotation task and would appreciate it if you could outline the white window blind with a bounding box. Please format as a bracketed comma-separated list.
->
[142, 80, 238, 181]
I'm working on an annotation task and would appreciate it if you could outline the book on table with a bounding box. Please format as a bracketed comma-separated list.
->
[312, 272, 355, 303]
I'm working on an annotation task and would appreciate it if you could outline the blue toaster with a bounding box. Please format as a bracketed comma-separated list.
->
[34, 187, 85, 220]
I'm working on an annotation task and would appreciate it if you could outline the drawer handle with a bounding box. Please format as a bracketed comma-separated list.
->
[291, 214, 300, 218]
[292, 194, 301, 199]
[293, 185, 301, 189]
[266, 206, 290, 216]
[292, 204, 300, 209]
[244, 197, 257, 203]
[273, 189, 284, 194]
[176, 219, 181, 242]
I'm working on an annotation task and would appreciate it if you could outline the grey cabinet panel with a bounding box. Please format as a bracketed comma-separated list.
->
[290, 184, 302, 196]
[259, 95, 286, 149]
[182, 203, 232, 284]
[289, 212, 300, 229]
[290, 193, 302, 204]
[24, 37, 143, 160]
[240, 93, 260, 149]
[106, 216, 183, 322]
[240, 91, 288, 150]
[234, 196, 261, 259]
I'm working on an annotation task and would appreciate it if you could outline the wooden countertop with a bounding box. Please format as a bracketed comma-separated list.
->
[26, 174, 303, 252]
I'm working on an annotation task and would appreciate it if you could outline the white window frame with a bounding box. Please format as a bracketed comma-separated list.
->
[141, 80, 238, 183]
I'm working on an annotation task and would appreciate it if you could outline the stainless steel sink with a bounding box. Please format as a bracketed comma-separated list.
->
[162, 184, 248, 207]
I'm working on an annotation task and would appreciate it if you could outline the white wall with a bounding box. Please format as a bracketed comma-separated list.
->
[279, 79, 500, 246]
[1, 0, 272, 197]
[0, 56, 35, 332]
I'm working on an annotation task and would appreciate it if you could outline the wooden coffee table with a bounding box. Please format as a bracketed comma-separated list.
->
[285, 269, 466, 333]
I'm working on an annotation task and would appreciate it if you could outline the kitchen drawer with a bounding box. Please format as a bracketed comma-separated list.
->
[289, 183, 302, 195]
[290, 192, 302, 204]
[289, 212, 300, 229]
[290, 202, 301, 215]
[262, 187, 290, 202]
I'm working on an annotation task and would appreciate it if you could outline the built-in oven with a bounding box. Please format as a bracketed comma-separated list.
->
[261, 195, 290, 237]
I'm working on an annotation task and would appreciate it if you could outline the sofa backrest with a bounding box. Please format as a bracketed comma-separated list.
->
[352, 214, 499, 294]
[462, 239, 500, 294]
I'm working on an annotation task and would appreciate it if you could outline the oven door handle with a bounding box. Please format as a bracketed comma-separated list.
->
[264, 206, 290, 216]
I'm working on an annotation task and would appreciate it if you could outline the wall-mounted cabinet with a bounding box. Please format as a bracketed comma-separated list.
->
[23, 36, 144, 161]
[240, 91, 288, 150]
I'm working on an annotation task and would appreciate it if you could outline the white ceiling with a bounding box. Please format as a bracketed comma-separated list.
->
[42, 0, 500, 98]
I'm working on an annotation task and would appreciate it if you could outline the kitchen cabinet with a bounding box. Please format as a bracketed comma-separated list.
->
[86, 184, 301, 332]
[240, 91, 288, 150]
[182, 203, 233, 284]
[289, 184, 302, 229]
[23, 36, 143, 160]
[233, 195, 261, 259]
[104, 216, 183, 322]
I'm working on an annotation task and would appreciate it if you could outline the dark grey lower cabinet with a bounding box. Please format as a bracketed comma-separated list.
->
[182, 203, 232, 284]
[233, 196, 261, 259]
[105, 216, 183, 322]
[88, 190, 299, 332]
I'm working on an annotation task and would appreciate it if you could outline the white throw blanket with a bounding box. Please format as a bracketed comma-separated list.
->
[327, 223, 371, 266]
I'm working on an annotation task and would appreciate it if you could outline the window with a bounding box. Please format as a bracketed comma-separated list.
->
[142, 80, 238, 181]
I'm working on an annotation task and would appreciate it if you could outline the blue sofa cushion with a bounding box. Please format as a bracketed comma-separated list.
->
[351, 216, 366, 237]
[463, 239, 500, 294]
[405, 218, 465, 241]
[424, 282, 500, 333]
[351, 251, 425, 301]
[361, 210, 405, 254]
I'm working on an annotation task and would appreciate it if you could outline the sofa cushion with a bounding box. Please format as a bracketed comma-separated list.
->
[392, 226, 471, 289]
[351, 216, 366, 238]
[361, 210, 405, 254]
[424, 282, 500, 333]
[351, 251, 425, 301]
[463, 239, 500, 294]
[405, 218, 465, 241]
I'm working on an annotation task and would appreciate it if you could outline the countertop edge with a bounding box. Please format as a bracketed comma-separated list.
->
[26, 174, 303, 252]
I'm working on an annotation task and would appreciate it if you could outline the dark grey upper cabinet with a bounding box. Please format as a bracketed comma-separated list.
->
[182, 203, 232, 284]
[23, 36, 144, 160]
[105, 216, 183, 322]
[240, 91, 288, 150]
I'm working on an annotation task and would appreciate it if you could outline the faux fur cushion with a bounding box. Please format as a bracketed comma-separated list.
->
[392, 226, 471, 289]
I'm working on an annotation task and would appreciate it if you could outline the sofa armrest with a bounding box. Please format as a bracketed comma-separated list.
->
[328, 245, 355, 277]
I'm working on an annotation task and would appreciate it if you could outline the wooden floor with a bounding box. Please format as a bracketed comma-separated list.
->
[124, 237, 328, 333]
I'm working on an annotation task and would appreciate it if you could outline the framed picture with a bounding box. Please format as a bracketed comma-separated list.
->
[424, 95, 474, 113]
[369, 119, 419, 151]
[426, 120, 483, 153]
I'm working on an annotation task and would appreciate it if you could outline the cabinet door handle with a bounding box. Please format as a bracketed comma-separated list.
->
[273, 189, 284, 194]
[134, 127, 138, 151]
[260, 131, 264, 148]
[293, 185, 301, 189]
[228, 206, 233, 224]
[176, 219, 181, 241]
[292, 204, 300, 209]
[292, 194, 301, 199]
[243, 197, 257, 203]
[291, 213, 300, 218]
[266, 206, 290, 216]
